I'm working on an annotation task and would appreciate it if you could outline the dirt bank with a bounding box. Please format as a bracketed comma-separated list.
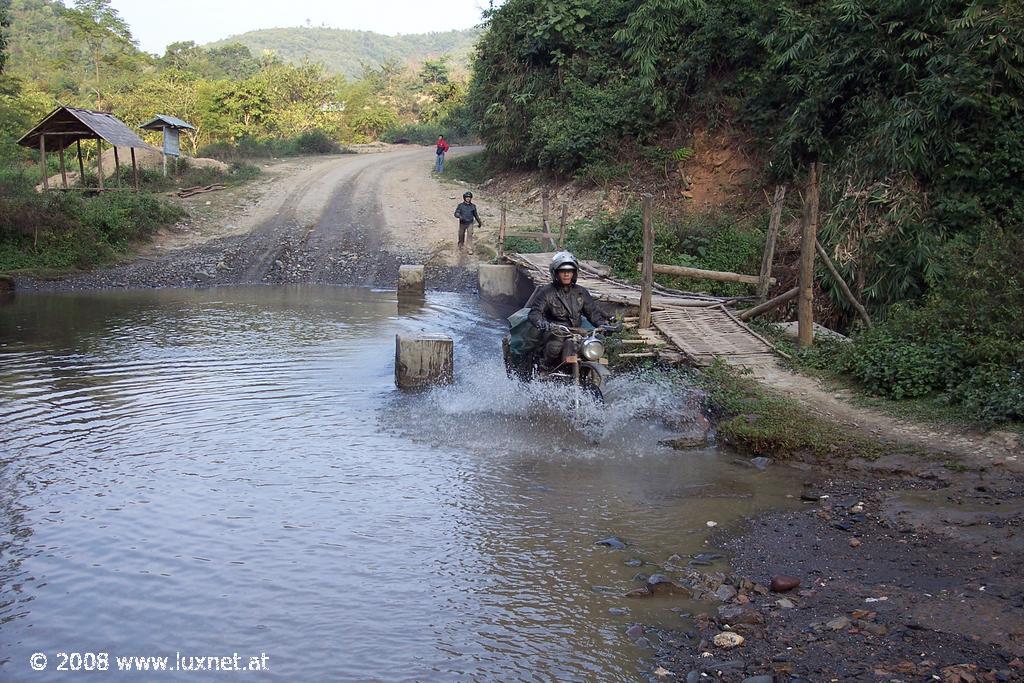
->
[637, 459, 1024, 681]
[16, 145, 485, 293]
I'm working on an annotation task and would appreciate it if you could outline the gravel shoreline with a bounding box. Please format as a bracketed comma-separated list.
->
[633, 462, 1024, 682]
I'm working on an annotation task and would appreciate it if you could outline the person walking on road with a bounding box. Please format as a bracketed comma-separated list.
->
[435, 135, 449, 173]
[454, 191, 482, 251]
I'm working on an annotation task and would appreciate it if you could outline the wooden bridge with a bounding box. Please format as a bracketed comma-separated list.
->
[504, 252, 780, 368]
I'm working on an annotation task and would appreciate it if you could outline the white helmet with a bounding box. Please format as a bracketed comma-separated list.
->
[549, 251, 579, 284]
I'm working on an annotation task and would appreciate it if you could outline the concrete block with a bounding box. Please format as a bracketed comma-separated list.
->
[395, 334, 453, 389]
[398, 265, 424, 296]
[478, 264, 517, 298]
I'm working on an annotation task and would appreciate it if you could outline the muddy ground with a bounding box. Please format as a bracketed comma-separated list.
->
[8, 146, 1024, 682]
[628, 455, 1024, 682]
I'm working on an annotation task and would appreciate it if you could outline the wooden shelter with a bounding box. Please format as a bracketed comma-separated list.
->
[140, 114, 195, 176]
[17, 105, 158, 191]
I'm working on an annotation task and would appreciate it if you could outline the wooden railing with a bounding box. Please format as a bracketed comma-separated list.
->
[496, 189, 568, 259]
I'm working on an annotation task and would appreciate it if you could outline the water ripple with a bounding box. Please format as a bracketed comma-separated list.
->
[0, 286, 796, 681]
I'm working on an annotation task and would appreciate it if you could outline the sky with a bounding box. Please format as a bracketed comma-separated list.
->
[100, 0, 491, 55]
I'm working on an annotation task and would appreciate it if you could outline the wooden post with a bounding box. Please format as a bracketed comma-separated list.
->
[96, 138, 104, 191]
[113, 147, 122, 189]
[647, 263, 775, 286]
[131, 147, 139, 190]
[39, 134, 49, 190]
[76, 139, 86, 187]
[798, 163, 819, 348]
[541, 189, 555, 249]
[757, 185, 786, 302]
[558, 204, 568, 249]
[639, 194, 655, 330]
[739, 287, 799, 321]
[815, 239, 872, 328]
[395, 334, 454, 389]
[498, 204, 507, 259]
[59, 145, 68, 189]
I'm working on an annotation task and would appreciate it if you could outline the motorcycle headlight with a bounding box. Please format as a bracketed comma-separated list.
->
[581, 338, 605, 361]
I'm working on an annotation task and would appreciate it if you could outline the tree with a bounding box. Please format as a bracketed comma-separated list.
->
[212, 77, 273, 141]
[0, 0, 10, 74]
[205, 42, 259, 80]
[62, 0, 135, 106]
[419, 56, 450, 85]
[161, 40, 204, 73]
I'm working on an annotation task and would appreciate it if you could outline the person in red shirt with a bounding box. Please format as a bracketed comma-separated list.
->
[435, 135, 449, 173]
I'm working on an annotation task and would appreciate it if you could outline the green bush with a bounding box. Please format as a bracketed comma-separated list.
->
[106, 158, 261, 192]
[567, 207, 765, 296]
[838, 317, 950, 400]
[442, 152, 491, 184]
[381, 122, 448, 145]
[820, 228, 1024, 424]
[0, 171, 184, 271]
[294, 129, 341, 154]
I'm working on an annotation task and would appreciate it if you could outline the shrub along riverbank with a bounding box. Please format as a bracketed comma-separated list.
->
[0, 160, 259, 273]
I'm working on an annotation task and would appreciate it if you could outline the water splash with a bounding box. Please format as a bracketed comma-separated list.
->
[387, 360, 709, 456]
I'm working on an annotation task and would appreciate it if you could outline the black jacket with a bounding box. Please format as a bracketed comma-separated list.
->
[526, 283, 607, 329]
[454, 201, 481, 225]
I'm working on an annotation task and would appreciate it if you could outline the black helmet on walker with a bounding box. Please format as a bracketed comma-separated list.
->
[463, 191, 473, 199]
[549, 251, 579, 285]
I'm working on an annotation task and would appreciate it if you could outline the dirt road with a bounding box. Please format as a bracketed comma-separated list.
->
[18, 146, 483, 291]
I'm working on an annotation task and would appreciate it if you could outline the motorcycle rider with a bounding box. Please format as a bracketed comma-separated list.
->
[527, 251, 610, 369]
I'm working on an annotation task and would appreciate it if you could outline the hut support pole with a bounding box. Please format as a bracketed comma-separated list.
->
[131, 148, 139, 190]
[798, 163, 819, 348]
[59, 145, 68, 189]
[76, 140, 86, 187]
[39, 134, 49, 190]
[96, 139, 104, 191]
[639, 194, 655, 330]
[113, 147, 122, 189]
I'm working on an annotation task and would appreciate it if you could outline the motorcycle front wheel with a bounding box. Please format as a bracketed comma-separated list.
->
[581, 369, 605, 403]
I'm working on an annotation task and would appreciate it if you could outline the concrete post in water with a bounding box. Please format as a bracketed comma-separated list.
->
[398, 265, 425, 296]
[478, 264, 517, 298]
[395, 334, 453, 389]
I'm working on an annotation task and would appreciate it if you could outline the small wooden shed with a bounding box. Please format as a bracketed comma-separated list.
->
[17, 105, 158, 191]
[140, 114, 195, 176]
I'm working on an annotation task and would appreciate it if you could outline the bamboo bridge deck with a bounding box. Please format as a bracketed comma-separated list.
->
[505, 252, 780, 368]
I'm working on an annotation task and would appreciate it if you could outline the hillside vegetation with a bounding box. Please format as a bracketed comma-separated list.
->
[467, 0, 1024, 424]
[0, 0, 472, 271]
[2, 0, 472, 157]
[208, 27, 480, 80]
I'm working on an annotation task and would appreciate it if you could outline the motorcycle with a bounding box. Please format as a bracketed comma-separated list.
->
[502, 321, 618, 402]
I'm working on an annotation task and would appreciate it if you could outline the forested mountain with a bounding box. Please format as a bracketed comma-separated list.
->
[0, 0, 471, 159]
[207, 27, 480, 80]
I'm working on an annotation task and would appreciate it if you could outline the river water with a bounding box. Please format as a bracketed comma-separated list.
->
[0, 286, 796, 681]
